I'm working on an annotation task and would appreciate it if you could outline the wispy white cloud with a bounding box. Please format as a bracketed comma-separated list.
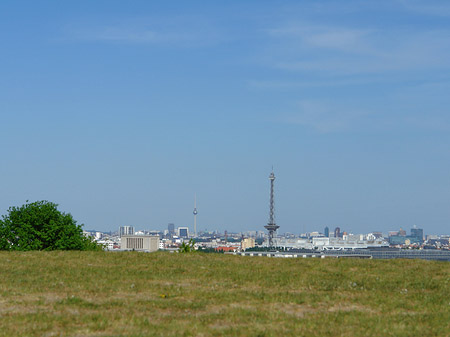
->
[280, 100, 370, 133]
[397, 0, 450, 17]
[63, 17, 221, 47]
[268, 25, 372, 53]
[247, 76, 395, 90]
[265, 23, 450, 76]
[278, 98, 450, 134]
[81, 26, 184, 43]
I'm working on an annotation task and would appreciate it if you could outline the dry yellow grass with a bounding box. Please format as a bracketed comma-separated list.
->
[0, 251, 449, 336]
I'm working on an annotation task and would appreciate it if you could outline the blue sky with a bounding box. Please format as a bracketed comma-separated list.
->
[1, 0, 450, 235]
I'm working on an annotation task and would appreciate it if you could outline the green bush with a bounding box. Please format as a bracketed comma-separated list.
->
[178, 239, 195, 253]
[0, 200, 101, 251]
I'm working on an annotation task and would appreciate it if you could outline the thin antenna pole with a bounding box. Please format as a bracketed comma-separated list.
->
[193, 193, 198, 237]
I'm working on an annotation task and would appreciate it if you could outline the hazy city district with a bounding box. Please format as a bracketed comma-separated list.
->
[86, 172, 450, 261]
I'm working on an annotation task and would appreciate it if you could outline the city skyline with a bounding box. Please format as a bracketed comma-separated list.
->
[97, 220, 435, 239]
[1, 0, 450, 234]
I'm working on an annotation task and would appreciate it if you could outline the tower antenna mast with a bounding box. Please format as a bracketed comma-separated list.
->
[264, 169, 279, 247]
[193, 194, 198, 237]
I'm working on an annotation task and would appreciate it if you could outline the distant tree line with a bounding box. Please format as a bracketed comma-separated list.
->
[197, 247, 222, 253]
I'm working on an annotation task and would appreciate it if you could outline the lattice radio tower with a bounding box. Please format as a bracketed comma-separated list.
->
[264, 169, 279, 247]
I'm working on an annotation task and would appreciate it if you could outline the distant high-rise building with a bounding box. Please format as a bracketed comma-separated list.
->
[398, 228, 407, 236]
[168, 223, 175, 236]
[178, 227, 189, 238]
[389, 234, 422, 246]
[241, 238, 255, 251]
[324, 226, 329, 238]
[119, 226, 134, 237]
[411, 226, 424, 243]
[334, 227, 341, 238]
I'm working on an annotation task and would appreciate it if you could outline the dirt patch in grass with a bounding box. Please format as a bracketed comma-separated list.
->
[327, 303, 377, 313]
[277, 303, 317, 318]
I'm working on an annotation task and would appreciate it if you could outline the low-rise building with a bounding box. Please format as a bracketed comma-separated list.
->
[121, 235, 159, 252]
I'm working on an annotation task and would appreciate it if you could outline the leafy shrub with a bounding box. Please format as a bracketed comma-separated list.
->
[0, 200, 101, 251]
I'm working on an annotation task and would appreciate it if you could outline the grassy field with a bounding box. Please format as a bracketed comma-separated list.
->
[0, 251, 449, 337]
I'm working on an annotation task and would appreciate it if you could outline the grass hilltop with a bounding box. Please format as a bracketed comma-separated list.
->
[1, 251, 449, 337]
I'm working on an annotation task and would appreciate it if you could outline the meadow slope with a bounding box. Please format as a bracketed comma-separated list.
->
[0, 251, 449, 336]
